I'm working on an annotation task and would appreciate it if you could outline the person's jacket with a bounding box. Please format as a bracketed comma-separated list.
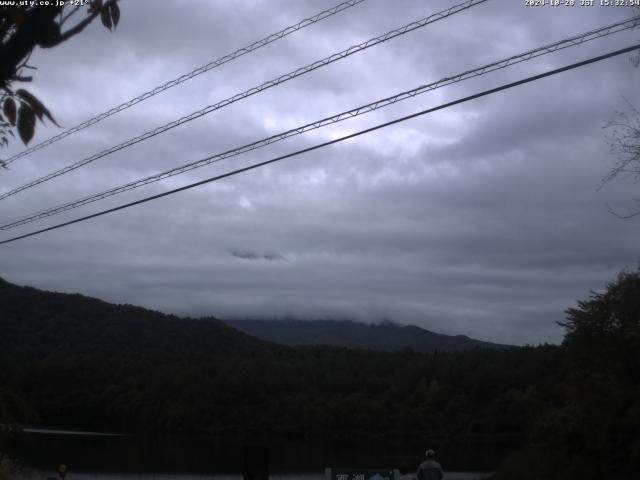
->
[416, 459, 443, 480]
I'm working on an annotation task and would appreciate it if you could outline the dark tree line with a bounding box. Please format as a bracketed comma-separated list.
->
[0, 269, 639, 478]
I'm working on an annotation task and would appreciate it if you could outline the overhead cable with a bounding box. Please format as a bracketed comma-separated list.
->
[1, 15, 638, 231]
[1, 43, 637, 246]
[0, 0, 489, 201]
[2, 0, 368, 166]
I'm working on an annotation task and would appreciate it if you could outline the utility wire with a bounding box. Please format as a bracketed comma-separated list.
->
[2, 0, 368, 166]
[0, 0, 489, 202]
[1, 15, 637, 231]
[1, 43, 637, 247]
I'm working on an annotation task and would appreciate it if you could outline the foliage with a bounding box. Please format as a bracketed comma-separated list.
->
[0, 0, 120, 156]
[562, 267, 640, 383]
[0, 457, 14, 480]
[0, 388, 36, 428]
[495, 268, 640, 480]
[1, 270, 639, 476]
[563, 268, 640, 334]
[0, 278, 552, 448]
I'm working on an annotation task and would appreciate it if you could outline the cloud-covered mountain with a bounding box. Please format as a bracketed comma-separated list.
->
[225, 318, 510, 352]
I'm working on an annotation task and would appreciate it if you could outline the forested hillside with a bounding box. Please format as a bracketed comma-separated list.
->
[0, 277, 553, 440]
[1, 271, 639, 479]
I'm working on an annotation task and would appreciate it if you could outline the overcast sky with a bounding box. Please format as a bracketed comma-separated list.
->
[1, 0, 639, 345]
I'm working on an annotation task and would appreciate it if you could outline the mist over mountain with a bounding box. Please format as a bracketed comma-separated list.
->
[225, 318, 510, 352]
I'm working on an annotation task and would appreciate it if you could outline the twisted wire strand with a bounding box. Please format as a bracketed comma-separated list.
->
[2, 43, 638, 246]
[3, 0, 368, 166]
[2, 14, 638, 231]
[0, 0, 489, 201]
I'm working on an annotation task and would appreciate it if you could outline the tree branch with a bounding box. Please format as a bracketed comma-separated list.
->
[0, 6, 62, 84]
[58, 0, 117, 43]
[59, 5, 82, 27]
[606, 202, 640, 219]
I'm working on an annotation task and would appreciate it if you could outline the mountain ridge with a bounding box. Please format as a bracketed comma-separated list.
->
[0, 275, 554, 450]
[0, 276, 279, 358]
[224, 318, 510, 352]
[0, 276, 508, 353]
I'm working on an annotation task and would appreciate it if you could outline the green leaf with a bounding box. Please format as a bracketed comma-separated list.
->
[16, 89, 59, 126]
[3, 98, 17, 126]
[17, 103, 35, 145]
[110, 2, 120, 28]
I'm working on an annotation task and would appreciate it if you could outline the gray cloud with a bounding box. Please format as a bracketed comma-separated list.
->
[229, 249, 285, 261]
[1, 0, 639, 345]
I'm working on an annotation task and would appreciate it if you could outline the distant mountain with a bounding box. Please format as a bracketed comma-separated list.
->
[0, 276, 557, 448]
[224, 318, 510, 352]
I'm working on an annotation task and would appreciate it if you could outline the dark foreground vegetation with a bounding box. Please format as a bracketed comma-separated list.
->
[0, 269, 639, 479]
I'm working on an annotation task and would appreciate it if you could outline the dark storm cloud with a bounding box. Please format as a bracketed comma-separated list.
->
[229, 250, 285, 261]
[1, 0, 639, 345]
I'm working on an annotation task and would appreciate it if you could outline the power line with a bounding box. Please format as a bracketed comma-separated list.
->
[2, 0, 368, 166]
[1, 15, 637, 231]
[0, 0, 489, 202]
[1, 43, 637, 247]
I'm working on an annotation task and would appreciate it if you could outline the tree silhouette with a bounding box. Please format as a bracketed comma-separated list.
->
[604, 104, 640, 217]
[0, 0, 120, 161]
[561, 267, 640, 382]
[602, 10, 640, 218]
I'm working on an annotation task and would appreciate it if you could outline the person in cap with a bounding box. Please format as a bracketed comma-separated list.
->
[416, 449, 443, 480]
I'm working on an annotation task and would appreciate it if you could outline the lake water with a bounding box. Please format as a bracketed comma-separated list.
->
[27, 472, 491, 480]
[5, 428, 498, 480]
